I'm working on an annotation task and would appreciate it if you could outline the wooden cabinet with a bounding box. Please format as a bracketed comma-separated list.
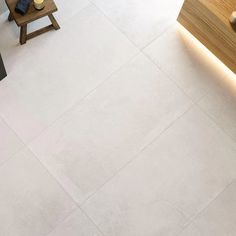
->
[178, 0, 236, 74]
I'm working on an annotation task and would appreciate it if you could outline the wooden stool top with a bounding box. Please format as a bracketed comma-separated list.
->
[5, 0, 58, 26]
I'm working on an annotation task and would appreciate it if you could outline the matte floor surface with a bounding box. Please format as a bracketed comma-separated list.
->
[0, 0, 236, 235]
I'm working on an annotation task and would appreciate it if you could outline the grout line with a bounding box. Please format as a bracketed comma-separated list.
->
[195, 100, 236, 145]
[44, 203, 106, 236]
[80, 103, 195, 206]
[0, 115, 28, 167]
[26, 147, 107, 236]
[140, 22, 176, 51]
[87, 0, 143, 51]
[24, 51, 140, 146]
[141, 46, 203, 104]
[88, 0, 180, 51]
[140, 23, 175, 53]
[176, 179, 236, 236]
[79, 207, 107, 236]
[55, 2, 92, 25]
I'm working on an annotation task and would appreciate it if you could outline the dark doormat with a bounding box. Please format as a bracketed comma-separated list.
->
[0, 54, 7, 81]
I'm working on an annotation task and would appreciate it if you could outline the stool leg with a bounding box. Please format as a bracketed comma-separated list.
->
[8, 13, 13, 22]
[48, 14, 60, 30]
[20, 25, 27, 45]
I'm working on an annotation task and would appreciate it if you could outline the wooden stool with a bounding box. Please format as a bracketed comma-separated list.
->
[5, 0, 60, 44]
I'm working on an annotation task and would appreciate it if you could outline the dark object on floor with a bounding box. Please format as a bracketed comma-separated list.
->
[0, 54, 7, 81]
[5, 0, 60, 45]
[15, 0, 31, 15]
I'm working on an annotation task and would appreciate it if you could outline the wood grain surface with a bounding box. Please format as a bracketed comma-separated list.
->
[178, 0, 236, 74]
[5, 0, 57, 26]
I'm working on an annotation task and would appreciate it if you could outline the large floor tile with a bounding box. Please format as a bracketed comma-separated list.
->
[144, 25, 229, 102]
[29, 54, 192, 204]
[48, 209, 103, 236]
[0, 149, 76, 236]
[0, 5, 138, 142]
[91, 0, 184, 48]
[0, 117, 23, 165]
[82, 107, 236, 236]
[198, 73, 236, 143]
[179, 181, 236, 236]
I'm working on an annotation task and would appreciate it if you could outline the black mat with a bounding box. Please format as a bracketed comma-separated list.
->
[0, 54, 7, 81]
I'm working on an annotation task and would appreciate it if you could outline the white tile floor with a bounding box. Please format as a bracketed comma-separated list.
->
[0, 0, 236, 235]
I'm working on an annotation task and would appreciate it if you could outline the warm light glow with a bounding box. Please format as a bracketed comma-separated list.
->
[177, 23, 236, 84]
